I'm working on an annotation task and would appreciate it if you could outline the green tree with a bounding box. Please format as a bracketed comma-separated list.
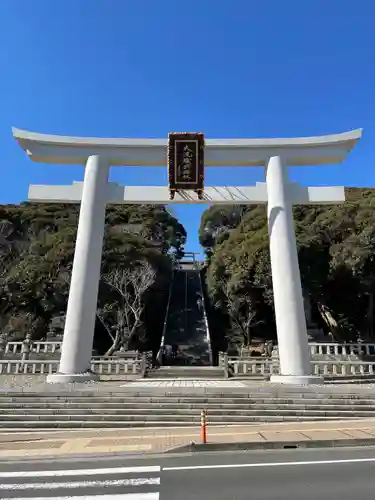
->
[202, 188, 375, 349]
[0, 202, 186, 354]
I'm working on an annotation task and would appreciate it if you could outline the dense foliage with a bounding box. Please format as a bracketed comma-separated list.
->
[2, 187, 374, 358]
[200, 188, 375, 351]
[0, 202, 186, 354]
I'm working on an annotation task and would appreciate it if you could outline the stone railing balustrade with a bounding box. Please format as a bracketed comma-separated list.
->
[4, 341, 62, 355]
[219, 342, 375, 360]
[2, 341, 375, 378]
[308, 342, 375, 357]
[2, 341, 140, 360]
[0, 356, 374, 378]
[4, 340, 375, 358]
[230, 357, 275, 376]
[0, 360, 57, 375]
[0, 357, 142, 375]
[311, 360, 375, 377]
[220, 356, 375, 378]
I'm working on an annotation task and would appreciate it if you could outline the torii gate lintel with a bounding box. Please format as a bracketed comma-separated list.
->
[27, 181, 345, 206]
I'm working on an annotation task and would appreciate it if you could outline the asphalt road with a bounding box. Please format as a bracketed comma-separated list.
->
[2, 446, 375, 499]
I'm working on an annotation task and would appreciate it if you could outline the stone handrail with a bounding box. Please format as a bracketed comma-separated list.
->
[222, 356, 375, 378]
[219, 342, 375, 361]
[4, 341, 62, 355]
[6, 340, 375, 358]
[0, 358, 142, 375]
[311, 360, 375, 377]
[308, 342, 375, 357]
[227, 357, 275, 376]
[157, 269, 174, 364]
[2, 342, 140, 360]
[197, 269, 213, 366]
[92, 358, 141, 375]
[0, 357, 374, 378]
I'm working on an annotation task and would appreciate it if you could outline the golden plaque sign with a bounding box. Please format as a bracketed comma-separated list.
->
[168, 132, 205, 200]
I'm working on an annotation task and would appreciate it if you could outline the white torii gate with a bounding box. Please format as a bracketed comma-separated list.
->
[13, 127, 362, 385]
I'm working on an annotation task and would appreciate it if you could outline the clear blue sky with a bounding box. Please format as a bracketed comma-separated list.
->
[0, 0, 373, 255]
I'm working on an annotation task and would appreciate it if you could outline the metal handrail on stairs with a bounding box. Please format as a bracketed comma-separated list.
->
[156, 267, 174, 365]
[197, 265, 213, 366]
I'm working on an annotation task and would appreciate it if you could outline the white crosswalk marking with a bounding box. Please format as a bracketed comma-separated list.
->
[0, 465, 161, 478]
[0, 464, 160, 500]
[0, 477, 161, 489]
[13, 496, 159, 500]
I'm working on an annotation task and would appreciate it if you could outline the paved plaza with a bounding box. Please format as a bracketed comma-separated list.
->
[2, 375, 375, 393]
[122, 380, 247, 388]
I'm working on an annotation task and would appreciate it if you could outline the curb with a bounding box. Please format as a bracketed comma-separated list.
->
[169, 437, 375, 453]
[0, 437, 375, 463]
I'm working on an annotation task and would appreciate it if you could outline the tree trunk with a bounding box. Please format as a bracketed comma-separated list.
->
[316, 301, 343, 341]
[368, 293, 374, 340]
[126, 319, 141, 350]
[104, 329, 121, 356]
[104, 316, 142, 356]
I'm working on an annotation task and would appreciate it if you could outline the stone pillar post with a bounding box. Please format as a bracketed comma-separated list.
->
[47, 155, 109, 383]
[21, 335, 31, 362]
[0, 335, 6, 358]
[265, 155, 322, 385]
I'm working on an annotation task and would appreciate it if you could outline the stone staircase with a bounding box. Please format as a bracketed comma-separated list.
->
[147, 366, 225, 379]
[162, 268, 211, 366]
[2, 390, 375, 430]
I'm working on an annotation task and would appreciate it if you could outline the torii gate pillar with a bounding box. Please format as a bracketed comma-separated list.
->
[12, 128, 362, 384]
[266, 156, 312, 384]
[58, 156, 109, 382]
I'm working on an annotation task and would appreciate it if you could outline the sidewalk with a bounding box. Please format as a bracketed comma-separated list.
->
[1, 419, 375, 459]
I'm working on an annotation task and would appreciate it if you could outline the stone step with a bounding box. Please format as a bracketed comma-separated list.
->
[3, 389, 375, 397]
[1, 385, 375, 429]
[18, 400, 375, 408]
[2, 393, 375, 402]
[154, 365, 222, 370]
[0, 416, 352, 430]
[148, 369, 224, 373]
[3, 398, 375, 407]
[146, 375, 225, 380]
[0, 413, 366, 423]
[2, 402, 375, 413]
[1, 407, 375, 417]
[147, 369, 225, 379]
[2, 407, 375, 420]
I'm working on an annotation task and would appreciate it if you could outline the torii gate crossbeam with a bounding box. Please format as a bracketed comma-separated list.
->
[28, 182, 345, 206]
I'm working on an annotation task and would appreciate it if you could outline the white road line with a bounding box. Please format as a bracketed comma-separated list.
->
[164, 456, 375, 471]
[0, 465, 160, 478]
[0, 477, 161, 490]
[13, 495, 159, 500]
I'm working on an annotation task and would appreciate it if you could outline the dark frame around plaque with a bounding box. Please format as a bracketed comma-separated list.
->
[168, 132, 205, 200]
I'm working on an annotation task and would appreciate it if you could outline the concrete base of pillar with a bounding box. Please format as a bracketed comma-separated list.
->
[46, 371, 100, 384]
[270, 374, 324, 386]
